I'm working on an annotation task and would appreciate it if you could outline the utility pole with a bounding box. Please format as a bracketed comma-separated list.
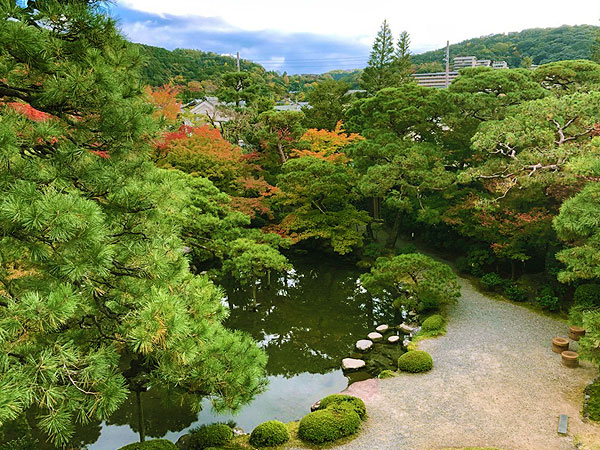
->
[236, 51, 240, 72]
[445, 40, 450, 87]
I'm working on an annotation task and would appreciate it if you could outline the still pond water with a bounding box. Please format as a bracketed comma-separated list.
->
[84, 256, 391, 449]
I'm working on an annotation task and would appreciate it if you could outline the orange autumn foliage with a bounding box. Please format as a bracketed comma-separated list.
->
[144, 84, 182, 122]
[291, 121, 363, 163]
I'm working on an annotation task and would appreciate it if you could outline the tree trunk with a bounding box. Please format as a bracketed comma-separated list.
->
[136, 390, 145, 442]
[510, 260, 516, 280]
[386, 213, 402, 249]
[277, 143, 287, 165]
[372, 197, 381, 221]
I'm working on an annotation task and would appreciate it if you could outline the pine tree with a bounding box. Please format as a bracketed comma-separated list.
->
[0, 1, 267, 446]
[393, 31, 414, 84]
[361, 20, 396, 93]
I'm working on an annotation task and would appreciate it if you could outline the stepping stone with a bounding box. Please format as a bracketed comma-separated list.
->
[399, 323, 417, 334]
[342, 358, 366, 371]
[403, 339, 411, 347]
[376, 324, 389, 333]
[558, 414, 568, 435]
[387, 335, 400, 344]
[356, 339, 373, 352]
[368, 332, 383, 342]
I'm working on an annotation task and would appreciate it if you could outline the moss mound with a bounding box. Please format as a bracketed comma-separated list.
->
[317, 394, 367, 420]
[421, 314, 444, 332]
[378, 369, 397, 379]
[118, 440, 177, 450]
[249, 420, 290, 447]
[398, 350, 433, 373]
[298, 403, 361, 444]
[189, 423, 233, 449]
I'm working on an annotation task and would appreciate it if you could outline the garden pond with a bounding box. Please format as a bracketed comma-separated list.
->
[62, 256, 399, 449]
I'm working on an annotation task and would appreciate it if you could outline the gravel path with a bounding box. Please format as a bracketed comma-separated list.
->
[336, 277, 600, 450]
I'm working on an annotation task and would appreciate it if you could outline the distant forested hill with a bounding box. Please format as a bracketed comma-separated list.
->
[135, 44, 266, 86]
[412, 25, 598, 68]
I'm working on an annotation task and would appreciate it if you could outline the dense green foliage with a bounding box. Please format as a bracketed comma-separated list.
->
[397, 351, 433, 373]
[585, 378, 600, 421]
[480, 273, 507, 292]
[298, 403, 361, 444]
[118, 440, 177, 450]
[361, 254, 460, 313]
[316, 394, 367, 420]
[189, 423, 234, 449]
[412, 25, 598, 68]
[421, 315, 444, 332]
[249, 420, 290, 447]
[574, 284, 600, 307]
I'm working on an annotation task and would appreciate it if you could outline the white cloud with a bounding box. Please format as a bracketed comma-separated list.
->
[118, 0, 599, 52]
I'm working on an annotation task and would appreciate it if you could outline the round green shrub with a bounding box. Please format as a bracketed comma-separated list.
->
[249, 420, 289, 447]
[421, 314, 444, 332]
[574, 284, 600, 307]
[317, 394, 366, 420]
[378, 369, 397, 379]
[189, 423, 233, 449]
[118, 440, 177, 450]
[397, 350, 433, 373]
[298, 403, 361, 444]
[505, 284, 527, 302]
[480, 272, 505, 291]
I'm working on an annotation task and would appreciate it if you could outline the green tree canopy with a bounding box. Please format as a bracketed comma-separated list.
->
[361, 254, 460, 313]
[0, 1, 267, 446]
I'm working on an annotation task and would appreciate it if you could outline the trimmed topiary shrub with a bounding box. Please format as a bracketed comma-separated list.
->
[480, 273, 505, 291]
[317, 394, 366, 420]
[298, 403, 361, 444]
[574, 284, 600, 308]
[249, 420, 289, 447]
[505, 284, 527, 302]
[189, 423, 233, 449]
[397, 350, 433, 373]
[421, 314, 444, 332]
[118, 440, 177, 450]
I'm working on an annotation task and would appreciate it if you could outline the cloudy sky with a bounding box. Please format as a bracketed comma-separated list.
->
[111, 0, 599, 74]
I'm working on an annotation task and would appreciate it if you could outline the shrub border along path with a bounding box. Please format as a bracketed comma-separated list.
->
[331, 277, 600, 450]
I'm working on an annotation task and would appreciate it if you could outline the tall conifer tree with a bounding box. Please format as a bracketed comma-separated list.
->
[394, 31, 414, 84]
[361, 20, 396, 93]
[0, 0, 266, 446]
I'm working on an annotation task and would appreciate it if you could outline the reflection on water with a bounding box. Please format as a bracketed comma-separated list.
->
[85, 256, 390, 449]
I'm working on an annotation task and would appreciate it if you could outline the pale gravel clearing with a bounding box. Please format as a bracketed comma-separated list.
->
[332, 278, 600, 450]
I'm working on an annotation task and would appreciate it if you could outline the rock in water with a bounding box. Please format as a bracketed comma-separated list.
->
[376, 324, 389, 333]
[399, 323, 417, 334]
[387, 335, 400, 344]
[356, 339, 374, 352]
[368, 332, 383, 342]
[342, 358, 366, 371]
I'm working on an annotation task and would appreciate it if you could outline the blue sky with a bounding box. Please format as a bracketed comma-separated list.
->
[110, 0, 599, 74]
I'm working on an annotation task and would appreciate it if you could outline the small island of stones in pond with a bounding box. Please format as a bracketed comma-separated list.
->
[342, 317, 421, 382]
